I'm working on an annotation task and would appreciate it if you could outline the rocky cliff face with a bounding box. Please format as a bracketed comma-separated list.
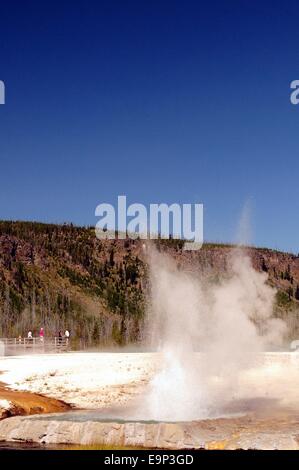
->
[0, 221, 298, 344]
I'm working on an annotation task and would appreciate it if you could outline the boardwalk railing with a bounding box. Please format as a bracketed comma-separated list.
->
[0, 337, 69, 355]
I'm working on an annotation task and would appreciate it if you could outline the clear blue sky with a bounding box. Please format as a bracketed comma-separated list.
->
[0, 1, 299, 252]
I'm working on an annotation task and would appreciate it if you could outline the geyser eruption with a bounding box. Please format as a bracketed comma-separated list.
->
[142, 246, 287, 421]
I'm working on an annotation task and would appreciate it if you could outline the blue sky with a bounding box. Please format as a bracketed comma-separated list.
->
[0, 1, 299, 252]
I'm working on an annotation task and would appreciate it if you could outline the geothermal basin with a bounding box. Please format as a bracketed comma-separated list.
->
[0, 352, 299, 449]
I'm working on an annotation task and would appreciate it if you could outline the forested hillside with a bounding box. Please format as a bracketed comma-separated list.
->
[0, 221, 298, 346]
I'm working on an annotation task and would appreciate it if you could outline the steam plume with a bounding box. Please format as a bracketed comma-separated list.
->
[141, 245, 287, 421]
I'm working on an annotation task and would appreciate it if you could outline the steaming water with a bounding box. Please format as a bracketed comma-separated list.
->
[137, 247, 287, 421]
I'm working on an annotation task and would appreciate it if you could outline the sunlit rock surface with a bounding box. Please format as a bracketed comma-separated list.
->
[0, 412, 299, 449]
[0, 352, 299, 450]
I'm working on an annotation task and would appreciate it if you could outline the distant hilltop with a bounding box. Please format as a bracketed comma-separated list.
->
[0, 220, 298, 345]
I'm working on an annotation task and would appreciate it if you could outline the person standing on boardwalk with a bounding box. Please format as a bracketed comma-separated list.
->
[39, 327, 44, 342]
[27, 331, 33, 344]
[64, 329, 70, 344]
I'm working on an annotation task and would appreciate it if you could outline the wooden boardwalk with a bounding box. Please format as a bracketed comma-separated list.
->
[0, 337, 69, 355]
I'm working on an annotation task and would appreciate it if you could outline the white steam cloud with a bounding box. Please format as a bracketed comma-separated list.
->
[140, 246, 287, 421]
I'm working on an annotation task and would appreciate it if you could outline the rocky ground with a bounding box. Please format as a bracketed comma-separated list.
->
[0, 384, 70, 419]
[0, 352, 158, 410]
[1, 410, 299, 450]
[1, 352, 299, 449]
